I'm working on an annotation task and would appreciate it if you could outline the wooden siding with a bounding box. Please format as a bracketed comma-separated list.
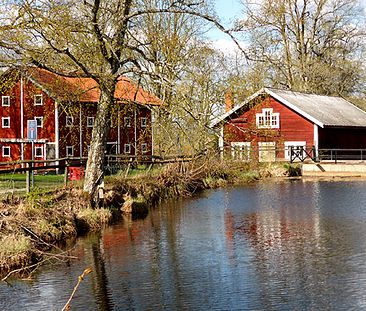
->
[0, 77, 153, 161]
[224, 96, 314, 158]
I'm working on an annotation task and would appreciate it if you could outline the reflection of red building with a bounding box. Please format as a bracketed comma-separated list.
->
[0, 67, 161, 162]
[225, 207, 321, 250]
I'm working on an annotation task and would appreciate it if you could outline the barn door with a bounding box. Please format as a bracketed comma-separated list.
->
[259, 142, 276, 162]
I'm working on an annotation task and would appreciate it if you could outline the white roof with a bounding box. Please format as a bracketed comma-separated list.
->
[210, 88, 366, 128]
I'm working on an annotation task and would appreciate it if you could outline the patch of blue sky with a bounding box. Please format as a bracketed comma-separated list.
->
[208, 0, 243, 40]
[205, 0, 246, 55]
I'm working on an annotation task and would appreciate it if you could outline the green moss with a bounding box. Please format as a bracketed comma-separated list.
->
[0, 234, 31, 258]
[283, 163, 302, 176]
[76, 208, 112, 232]
[234, 170, 260, 182]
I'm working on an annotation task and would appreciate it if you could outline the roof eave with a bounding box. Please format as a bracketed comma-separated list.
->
[323, 124, 366, 129]
[210, 88, 267, 128]
[265, 88, 325, 128]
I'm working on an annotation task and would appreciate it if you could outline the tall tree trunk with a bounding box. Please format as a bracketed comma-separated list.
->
[83, 81, 115, 207]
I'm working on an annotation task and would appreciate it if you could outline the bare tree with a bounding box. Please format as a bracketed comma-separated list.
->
[152, 43, 227, 155]
[0, 0, 232, 205]
[238, 0, 366, 95]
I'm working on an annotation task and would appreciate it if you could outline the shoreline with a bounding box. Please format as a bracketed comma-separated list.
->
[0, 160, 307, 278]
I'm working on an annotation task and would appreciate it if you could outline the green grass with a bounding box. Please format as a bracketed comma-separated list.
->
[0, 173, 65, 191]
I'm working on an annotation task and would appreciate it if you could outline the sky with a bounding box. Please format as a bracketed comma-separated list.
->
[210, 0, 242, 40]
[208, 0, 244, 54]
[209, 0, 366, 54]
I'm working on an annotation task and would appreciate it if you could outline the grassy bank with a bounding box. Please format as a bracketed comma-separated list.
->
[0, 159, 300, 278]
[0, 188, 112, 278]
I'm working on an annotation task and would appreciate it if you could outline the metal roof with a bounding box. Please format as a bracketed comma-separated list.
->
[211, 88, 366, 128]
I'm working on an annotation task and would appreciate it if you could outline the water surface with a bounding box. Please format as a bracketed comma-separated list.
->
[2, 180, 366, 310]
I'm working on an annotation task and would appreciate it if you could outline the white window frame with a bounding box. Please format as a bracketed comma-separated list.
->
[141, 143, 148, 153]
[256, 108, 279, 129]
[2, 117, 10, 128]
[2, 96, 10, 107]
[35, 146, 43, 158]
[141, 117, 147, 128]
[2, 146, 10, 157]
[231, 142, 251, 161]
[66, 116, 74, 127]
[66, 146, 74, 157]
[124, 117, 131, 127]
[34, 94, 43, 106]
[124, 143, 131, 154]
[35, 117, 43, 128]
[87, 116, 94, 128]
[284, 141, 306, 161]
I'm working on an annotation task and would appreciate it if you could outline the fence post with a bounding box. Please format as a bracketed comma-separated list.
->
[64, 159, 69, 186]
[290, 146, 293, 163]
[312, 146, 316, 162]
[26, 163, 31, 193]
[125, 158, 132, 178]
[31, 140, 35, 188]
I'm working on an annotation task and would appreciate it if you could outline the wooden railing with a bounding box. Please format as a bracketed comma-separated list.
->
[0, 154, 198, 193]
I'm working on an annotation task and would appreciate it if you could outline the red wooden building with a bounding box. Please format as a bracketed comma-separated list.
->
[0, 67, 161, 162]
[211, 88, 366, 161]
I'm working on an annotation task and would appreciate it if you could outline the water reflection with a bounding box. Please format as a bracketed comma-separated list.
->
[3, 180, 366, 310]
[223, 181, 366, 310]
[90, 234, 114, 311]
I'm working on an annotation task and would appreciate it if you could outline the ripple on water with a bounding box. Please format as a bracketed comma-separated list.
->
[2, 180, 366, 310]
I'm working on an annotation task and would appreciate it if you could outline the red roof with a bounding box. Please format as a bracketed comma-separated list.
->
[25, 68, 161, 106]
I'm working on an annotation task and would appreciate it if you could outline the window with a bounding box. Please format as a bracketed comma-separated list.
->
[2, 96, 10, 107]
[124, 144, 131, 154]
[35, 117, 43, 128]
[141, 117, 147, 128]
[231, 142, 251, 161]
[285, 141, 306, 161]
[124, 117, 131, 127]
[35, 147, 43, 157]
[2, 117, 10, 128]
[87, 116, 94, 128]
[256, 108, 279, 129]
[66, 116, 74, 127]
[141, 143, 148, 153]
[34, 94, 43, 105]
[66, 146, 74, 157]
[2, 146, 10, 157]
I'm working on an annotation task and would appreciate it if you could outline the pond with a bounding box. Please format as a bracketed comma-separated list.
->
[2, 179, 366, 310]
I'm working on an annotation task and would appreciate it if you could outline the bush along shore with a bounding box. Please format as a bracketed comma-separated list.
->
[0, 158, 301, 279]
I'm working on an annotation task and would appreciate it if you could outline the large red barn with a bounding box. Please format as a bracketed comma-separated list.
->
[211, 88, 366, 161]
[0, 67, 161, 162]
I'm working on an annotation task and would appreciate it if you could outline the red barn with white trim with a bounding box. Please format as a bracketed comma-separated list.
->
[0, 67, 161, 162]
[211, 88, 366, 161]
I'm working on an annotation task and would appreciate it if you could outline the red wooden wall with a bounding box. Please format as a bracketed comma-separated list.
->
[224, 96, 314, 158]
[0, 76, 153, 162]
